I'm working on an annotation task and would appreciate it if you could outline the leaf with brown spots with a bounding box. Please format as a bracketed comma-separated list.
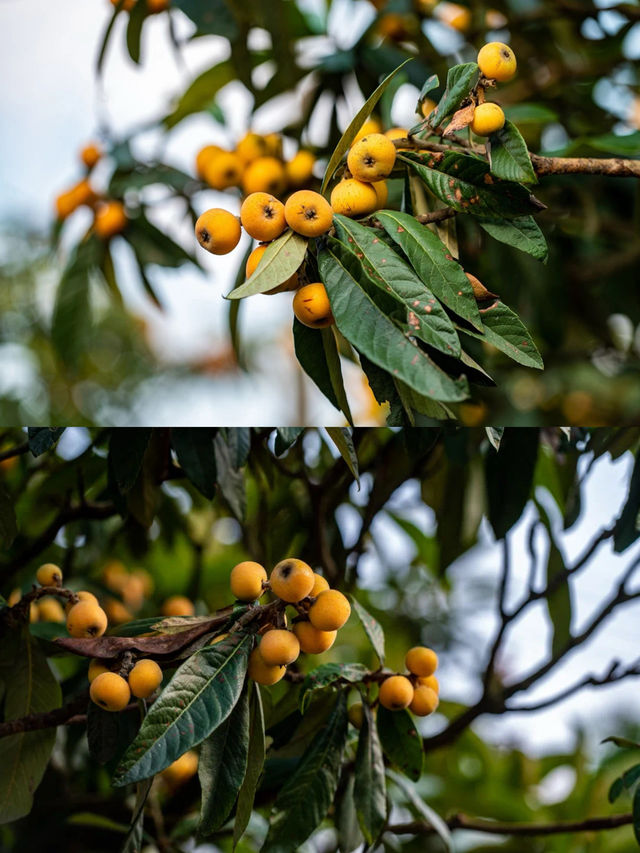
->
[443, 103, 476, 136]
[227, 230, 307, 299]
[459, 300, 543, 369]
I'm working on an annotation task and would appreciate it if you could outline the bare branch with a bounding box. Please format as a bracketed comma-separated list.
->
[388, 811, 634, 837]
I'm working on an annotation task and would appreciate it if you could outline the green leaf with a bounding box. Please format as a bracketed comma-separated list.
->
[214, 432, 247, 520]
[354, 703, 387, 845]
[587, 131, 640, 157]
[86, 702, 139, 766]
[333, 214, 461, 356]
[299, 664, 369, 713]
[198, 685, 250, 836]
[614, 452, 640, 553]
[377, 707, 423, 782]
[109, 163, 197, 196]
[609, 775, 625, 804]
[478, 215, 548, 262]
[349, 596, 385, 665]
[633, 783, 640, 845]
[387, 769, 452, 851]
[488, 120, 537, 184]
[96, 4, 122, 75]
[322, 327, 354, 426]
[326, 428, 359, 484]
[485, 427, 504, 451]
[0, 626, 62, 823]
[27, 427, 66, 457]
[538, 502, 572, 658]
[233, 683, 265, 849]
[126, 215, 197, 269]
[418, 73, 439, 104]
[485, 428, 540, 539]
[336, 773, 364, 853]
[263, 691, 349, 853]
[322, 59, 412, 193]
[293, 321, 340, 413]
[163, 60, 235, 128]
[0, 485, 17, 549]
[171, 0, 238, 37]
[319, 242, 469, 404]
[171, 428, 217, 500]
[428, 62, 478, 128]
[122, 778, 153, 853]
[52, 237, 103, 368]
[227, 231, 307, 299]
[126, 0, 146, 64]
[113, 633, 251, 786]
[109, 428, 152, 494]
[274, 428, 304, 456]
[623, 763, 640, 790]
[376, 210, 481, 331]
[460, 300, 544, 369]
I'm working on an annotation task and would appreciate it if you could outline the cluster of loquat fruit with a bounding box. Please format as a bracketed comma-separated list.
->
[374, 1, 507, 41]
[54, 142, 128, 239]
[109, 0, 169, 13]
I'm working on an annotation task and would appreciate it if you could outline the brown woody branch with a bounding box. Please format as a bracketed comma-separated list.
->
[388, 811, 634, 837]
[0, 441, 29, 463]
[0, 693, 89, 739]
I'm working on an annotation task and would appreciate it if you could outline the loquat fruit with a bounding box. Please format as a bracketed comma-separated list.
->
[38, 597, 65, 623]
[236, 132, 268, 164]
[195, 208, 242, 255]
[247, 647, 286, 685]
[308, 589, 351, 631]
[259, 629, 300, 667]
[285, 150, 316, 187]
[104, 598, 133, 625]
[245, 244, 268, 279]
[352, 118, 383, 145]
[102, 560, 128, 592]
[409, 684, 439, 716]
[80, 142, 102, 169]
[293, 283, 334, 329]
[240, 192, 287, 242]
[8, 589, 22, 607]
[203, 150, 243, 190]
[195, 144, 223, 179]
[230, 560, 267, 601]
[65, 590, 99, 616]
[72, 179, 98, 208]
[129, 658, 163, 698]
[94, 201, 128, 239]
[418, 674, 439, 693]
[90, 671, 131, 712]
[88, 659, 110, 683]
[66, 600, 108, 638]
[110, 0, 136, 9]
[348, 702, 364, 729]
[162, 595, 195, 617]
[421, 97, 437, 119]
[477, 42, 517, 83]
[147, 0, 170, 12]
[348, 134, 397, 183]
[384, 127, 409, 142]
[434, 2, 472, 32]
[330, 179, 378, 218]
[270, 558, 315, 603]
[30, 603, 40, 623]
[122, 574, 146, 610]
[55, 189, 78, 221]
[162, 750, 199, 785]
[470, 102, 505, 136]
[36, 562, 63, 588]
[263, 133, 283, 158]
[310, 572, 330, 597]
[372, 180, 388, 208]
[378, 675, 414, 710]
[292, 621, 337, 654]
[242, 156, 286, 197]
[132, 568, 154, 597]
[284, 190, 333, 237]
[405, 646, 438, 677]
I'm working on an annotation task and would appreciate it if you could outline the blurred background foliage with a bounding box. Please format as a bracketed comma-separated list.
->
[1, 426, 640, 850]
[1, 0, 639, 424]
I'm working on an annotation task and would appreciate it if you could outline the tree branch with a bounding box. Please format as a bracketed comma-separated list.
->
[0, 441, 29, 463]
[0, 693, 89, 739]
[388, 811, 634, 837]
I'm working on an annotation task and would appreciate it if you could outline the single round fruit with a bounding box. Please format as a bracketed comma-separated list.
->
[348, 702, 364, 729]
[330, 179, 378, 218]
[195, 144, 223, 179]
[378, 675, 414, 710]
[421, 98, 437, 118]
[477, 42, 517, 82]
[236, 132, 268, 164]
[310, 572, 330, 597]
[122, 574, 146, 610]
[66, 600, 108, 638]
[308, 589, 351, 631]
[410, 684, 439, 716]
[55, 189, 78, 221]
[240, 192, 287, 242]
[259, 629, 300, 666]
[230, 561, 267, 601]
[347, 134, 397, 182]
[418, 674, 439, 693]
[242, 156, 286, 196]
[246, 244, 268, 279]
[203, 150, 243, 190]
[30, 603, 39, 623]
[285, 150, 316, 187]
[270, 558, 315, 603]
[372, 181, 388, 208]
[292, 621, 337, 655]
[70, 178, 97, 208]
[88, 659, 110, 683]
[405, 646, 438, 677]
[284, 190, 333, 237]
[162, 750, 198, 785]
[132, 568, 154, 597]
[384, 127, 408, 142]
[80, 142, 101, 169]
[435, 1, 471, 32]
[102, 560, 128, 592]
[36, 563, 63, 587]
[104, 598, 133, 625]
[195, 209, 242, 255]
[94, 201, 128, 239]
[248, 647, 286, 685]
[470, 102, 505, 136]
[263, 133, 283, 158]
[38, 597, 65, 622]
[162, 596, 195, 617]
[7, 589, 21, 607]
[292, 283, 334, 329]
[65, 589, 99, 615]
[90, 672, 131, 712]
[352, 118, 382, 145]
[129, 659, 163, 699]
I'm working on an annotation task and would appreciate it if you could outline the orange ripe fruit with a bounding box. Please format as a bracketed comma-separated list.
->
[240, 192, 287, 242]
[284, 190, 333, 237]
[94, 201, 128, 239]
[292, 283, 334, 329]
[195, 209, 242, 255]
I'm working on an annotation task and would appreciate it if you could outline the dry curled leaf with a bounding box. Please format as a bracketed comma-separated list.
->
[444, 103, 476, 136]
[465, 272, 499, 301]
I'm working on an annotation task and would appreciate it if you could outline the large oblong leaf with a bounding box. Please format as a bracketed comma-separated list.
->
[263, 691, 349, 853]
[319, 242, 469, 404]
[460, 300, 543, 369]
[354, 703, 387, 845]
[333, 215, 461, 356]
[479, 215, 548, 262]
[349, 596, 385, 665]
[377, 707, 423, 782]
[233, 684, 266, 848]
[113, 632, 251, 787]
[163, 59, 235, 128]
[300, 663, 369, 713]
[428, 62, 478, 129]
[488, 120, 537, 184]
[376, 210, 481, 331]
[227, 231, 307, 299]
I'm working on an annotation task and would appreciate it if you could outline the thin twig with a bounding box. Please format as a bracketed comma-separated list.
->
[388, 811, 634, 837]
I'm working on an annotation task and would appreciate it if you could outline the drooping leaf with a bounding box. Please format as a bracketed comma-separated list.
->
[125, 0, 146, 64]
[326, 428, 359, 484]
[319, 242, 469, 403]
[171, 428, 217, 500]
[387, 769, 452, 851]
[292, 320, 349, 419]
[336, 773, 364, 853]
[126, 215, 198, 269]
[537, 502, 572, 657]
[633, 782, 640, 844]
[87, 702, 140, 766]
[214, 432, 247, 520]
[322, 59, 412, 192]
[614, 452, 640, 553]
[263, 691, 349, 853]
[164, 59, 235, 128]
[233, 683, 266, 849]
[485, 427, 504, 451]
[461, 299, 543, 369]
[376, 210, 481, 331]
[171, 0, 238, 37]
[333, 214, 461, 356]
[122, 778, 153, 853]
[27, 427, 66, 457]
[478, 215, 548, 262]
[488, 120, 537, 184]
[377, 707, 423, 782]
[428, 62, 478, 128]
[299, 663, 369, 713]
[198, 685, 250, 836]
[609, 775, 625, 804]
[227, 231, 307, 299]
[274, 428, 304, 456]
[349, 596, 385, 665]
[354, 703, 387, 844]
[113, 633, 251, 787]
[109, 428, 152, 494]
[322, 327, 354, 426]
[0, 486, 17, 549]
[485, 428, 540, 539]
